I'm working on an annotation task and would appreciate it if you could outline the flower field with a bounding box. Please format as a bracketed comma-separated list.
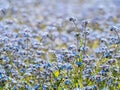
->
[0, 0, 120, 90]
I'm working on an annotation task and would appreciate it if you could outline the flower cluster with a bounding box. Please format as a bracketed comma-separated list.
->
[0, 0, 120, 90]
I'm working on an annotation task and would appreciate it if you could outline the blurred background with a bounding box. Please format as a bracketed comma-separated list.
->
[0, 0, 120, 22]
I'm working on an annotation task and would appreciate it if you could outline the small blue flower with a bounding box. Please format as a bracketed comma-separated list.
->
[92, 85, 97, 89]
[105, 52, 112, 58]
[0, 73, 2, 79]
[20, 68, 25, 73]
[57, 55, 64, 62]
[59, 65, 66, 70]
[44, 63, 51, 69]
[25, 85, 31, 90]
[76, 62, 82, 67]
[33, 84, 40, 90]
[73, 52, 80, 58]
[42, 85, 47, 90]
[64, 80, 71, 85]
[67, 65, 73, 70]
[24, 33, 29, 38]
[65, 64, 73, 70]
[13, 86, 17, 90]
[35, 64, 41, 68]
[18, 39, 23, 45]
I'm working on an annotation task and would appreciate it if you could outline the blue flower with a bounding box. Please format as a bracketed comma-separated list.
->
[67, 65, 73, 70]
[92, 85, 97, 89]
[64, 80, 71, 85]
[65, 64, 73, 70]
[76, 62, 82, 67]
[35, 64, 41, 68]
[73, 52, 80, 58]
[33, 84, 40, 90]
[25, 85, 31, 90]
[44, 63, 51, 69]
[20, 68, 25, 73]
[0, 73, 2, 79]
[13, 86, 17, 90]
[105, 52, 112, 58]
[24, 33, 29, 38]
[42, 85, 47, 90]
[59, 65, 66, 70]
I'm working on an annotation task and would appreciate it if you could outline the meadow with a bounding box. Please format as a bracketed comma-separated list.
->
[0, 0, 120, 90]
